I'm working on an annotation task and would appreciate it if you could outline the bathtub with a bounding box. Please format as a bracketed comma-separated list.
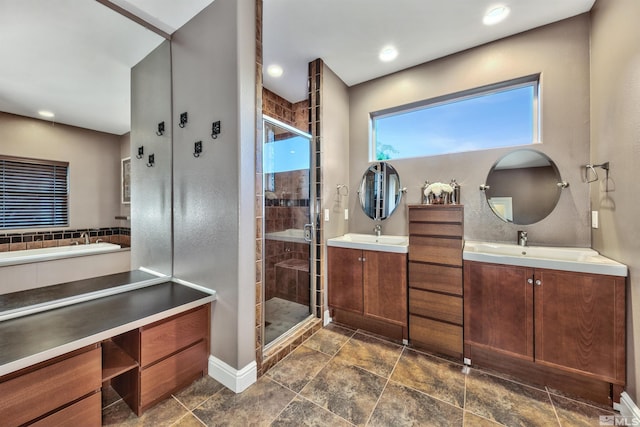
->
[0, 243, 130, 294]
[0, 243, 122, 267]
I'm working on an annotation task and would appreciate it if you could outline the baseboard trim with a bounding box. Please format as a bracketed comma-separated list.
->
[324, 310, 332, 326]
[208, 355, 256, 393]
[618, 392, 640, 419]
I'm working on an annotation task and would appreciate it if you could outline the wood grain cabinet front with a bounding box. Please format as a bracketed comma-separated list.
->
[0, 345, 101, 427]
[328, 246, 407, 340]
[408, 205, 464, 358]
[464, 260, 626, 405]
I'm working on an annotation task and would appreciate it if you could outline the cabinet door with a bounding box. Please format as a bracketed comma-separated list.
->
[464, 261, 534, 361]
[363, 251, 407, 326]
[328, 247, 363, 313]
[534, 269, 625, 383]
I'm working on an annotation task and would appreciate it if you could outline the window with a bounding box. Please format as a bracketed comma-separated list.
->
[0, 156, 69, 229]
[371, 76, 539, 161]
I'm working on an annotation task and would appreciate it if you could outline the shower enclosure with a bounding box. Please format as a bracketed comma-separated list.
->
[262, 116, 314, 347]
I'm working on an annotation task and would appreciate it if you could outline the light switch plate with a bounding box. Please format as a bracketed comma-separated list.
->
[324, 209, 330, 222]
[344, 209, 349, 220]
[592, 210, 599, 228]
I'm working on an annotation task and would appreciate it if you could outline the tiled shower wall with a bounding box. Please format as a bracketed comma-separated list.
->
[255, 0, 324, 375]
[262, 88, 308, 131]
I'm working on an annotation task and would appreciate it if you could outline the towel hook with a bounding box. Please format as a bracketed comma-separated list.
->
[585, 161, 609, 183]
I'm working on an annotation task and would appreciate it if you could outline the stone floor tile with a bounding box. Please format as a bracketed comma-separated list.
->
[192, 377, 295, 427]
[267, 344, 332, 392]
[271, 396, 353, 427]
[300, 359, 387, 426]
[172, 375, 226, 410]
[368, 381, 463, 427]
[465, 370, 560, 427]
[302, 323, 355, 356]
[332, 332, 402, 378]
[391, 348, 466, 408]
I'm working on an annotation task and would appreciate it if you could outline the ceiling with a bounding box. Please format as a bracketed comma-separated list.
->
[0, 0, 595, 136]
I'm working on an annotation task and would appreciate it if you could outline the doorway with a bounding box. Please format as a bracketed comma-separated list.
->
[262, 116, 314, 347]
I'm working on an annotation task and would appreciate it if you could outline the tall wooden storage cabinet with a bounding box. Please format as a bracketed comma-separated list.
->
[408, 205, 464, 358]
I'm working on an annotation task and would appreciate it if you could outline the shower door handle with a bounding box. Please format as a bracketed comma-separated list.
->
[303, 223, 314, 243]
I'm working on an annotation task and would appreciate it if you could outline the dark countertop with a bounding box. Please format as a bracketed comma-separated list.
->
[0, 281, 216, 376]
[0, 270, 161, 313]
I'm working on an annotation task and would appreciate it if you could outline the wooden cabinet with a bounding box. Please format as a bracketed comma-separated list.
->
[328, 246, 407, 340]
[408, 205, 464, 358]
[0, 345, 102, 427]
[464, 260, 626, 405]
[111, 304, 210, 415]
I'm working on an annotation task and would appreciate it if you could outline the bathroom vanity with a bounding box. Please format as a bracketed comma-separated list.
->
[0, 272, 215, 426]
[328, 235, 408, 340]
[463, 243, 627, 405]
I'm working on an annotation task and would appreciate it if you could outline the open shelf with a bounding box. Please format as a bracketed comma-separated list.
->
[102, 339, 138, 382]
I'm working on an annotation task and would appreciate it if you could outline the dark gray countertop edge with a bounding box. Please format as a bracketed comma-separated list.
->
[0, 275, 170, 322]
[0, 289, 216, 377]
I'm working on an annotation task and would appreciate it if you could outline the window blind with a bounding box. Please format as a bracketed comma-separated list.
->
[0, 156, 69, 229]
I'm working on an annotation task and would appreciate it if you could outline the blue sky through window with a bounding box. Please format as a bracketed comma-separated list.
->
[373, 84, 536, 160]
[264, 135, 310, 173]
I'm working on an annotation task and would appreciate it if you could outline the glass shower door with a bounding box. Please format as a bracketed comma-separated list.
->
[262, 116, 314, 347]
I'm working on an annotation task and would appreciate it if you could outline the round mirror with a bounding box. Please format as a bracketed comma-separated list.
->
[358, 162, 402, 220]
[485, 149, 563, 225]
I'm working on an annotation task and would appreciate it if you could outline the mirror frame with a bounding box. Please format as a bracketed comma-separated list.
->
[358, 162, 402, 221]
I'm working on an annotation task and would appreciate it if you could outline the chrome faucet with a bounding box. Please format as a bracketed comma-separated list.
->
[374, 224, 382, 237]
[80, 232, 90, 245]
[518, 230, 528, 247]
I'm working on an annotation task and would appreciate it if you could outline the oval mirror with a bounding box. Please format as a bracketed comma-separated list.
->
[485, 149, 563, 225]
[358, 162, 402, 220]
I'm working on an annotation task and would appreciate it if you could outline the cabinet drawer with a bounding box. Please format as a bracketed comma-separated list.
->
[409, 207, 463, 223]
[410, 315, 462, 358]
[140, 340, 207, 410]
[409, 289, 462, 325]
[0, 346, 101, 427]
[140, 306, 208, 367]
[409, 222, 462, 237]
[409, 262, 462, 295]
[31, 391, 101, 427]
[409, 236, 462, 266]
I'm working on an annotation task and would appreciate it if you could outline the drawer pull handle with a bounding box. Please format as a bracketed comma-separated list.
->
[535, 279, 542, 286]
[527, 278, 533, 284]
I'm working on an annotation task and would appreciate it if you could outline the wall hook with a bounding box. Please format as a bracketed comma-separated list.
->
[585, 161, 610, 183]
[479, 184, 491, 191]
[178, 112, 188, 128]
[156, 121, 165, 136]
[136, 146, 144, 159]
[146, 154, 155, 167]
[211, 120, 221, 139]
[557, 181, 570, 189]
[194, 141, 203, 158]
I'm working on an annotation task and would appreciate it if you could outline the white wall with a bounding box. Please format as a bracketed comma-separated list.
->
[347, 15, 591, 248]
[171, 0, 256, 372]
[0, 112, 123, 232]
[590, 0, 640, 403]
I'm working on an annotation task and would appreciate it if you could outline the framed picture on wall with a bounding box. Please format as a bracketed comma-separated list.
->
[121, 157, 131, 204]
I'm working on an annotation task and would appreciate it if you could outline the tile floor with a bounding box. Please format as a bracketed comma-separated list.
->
[102, 323, 616, 426]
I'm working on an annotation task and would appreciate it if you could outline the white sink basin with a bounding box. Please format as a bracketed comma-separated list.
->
[464, 240, 627, 277]
[327, 233, 408, 253]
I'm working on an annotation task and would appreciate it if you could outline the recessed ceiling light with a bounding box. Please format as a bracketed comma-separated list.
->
[38, 110, 55, 118]
[267, 64, 284, 78]
[483, 5, 510, 25]
[379, 46, 398, 62]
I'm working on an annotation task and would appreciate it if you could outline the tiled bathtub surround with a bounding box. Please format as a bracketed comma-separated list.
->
[0, 227, 131, 252]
